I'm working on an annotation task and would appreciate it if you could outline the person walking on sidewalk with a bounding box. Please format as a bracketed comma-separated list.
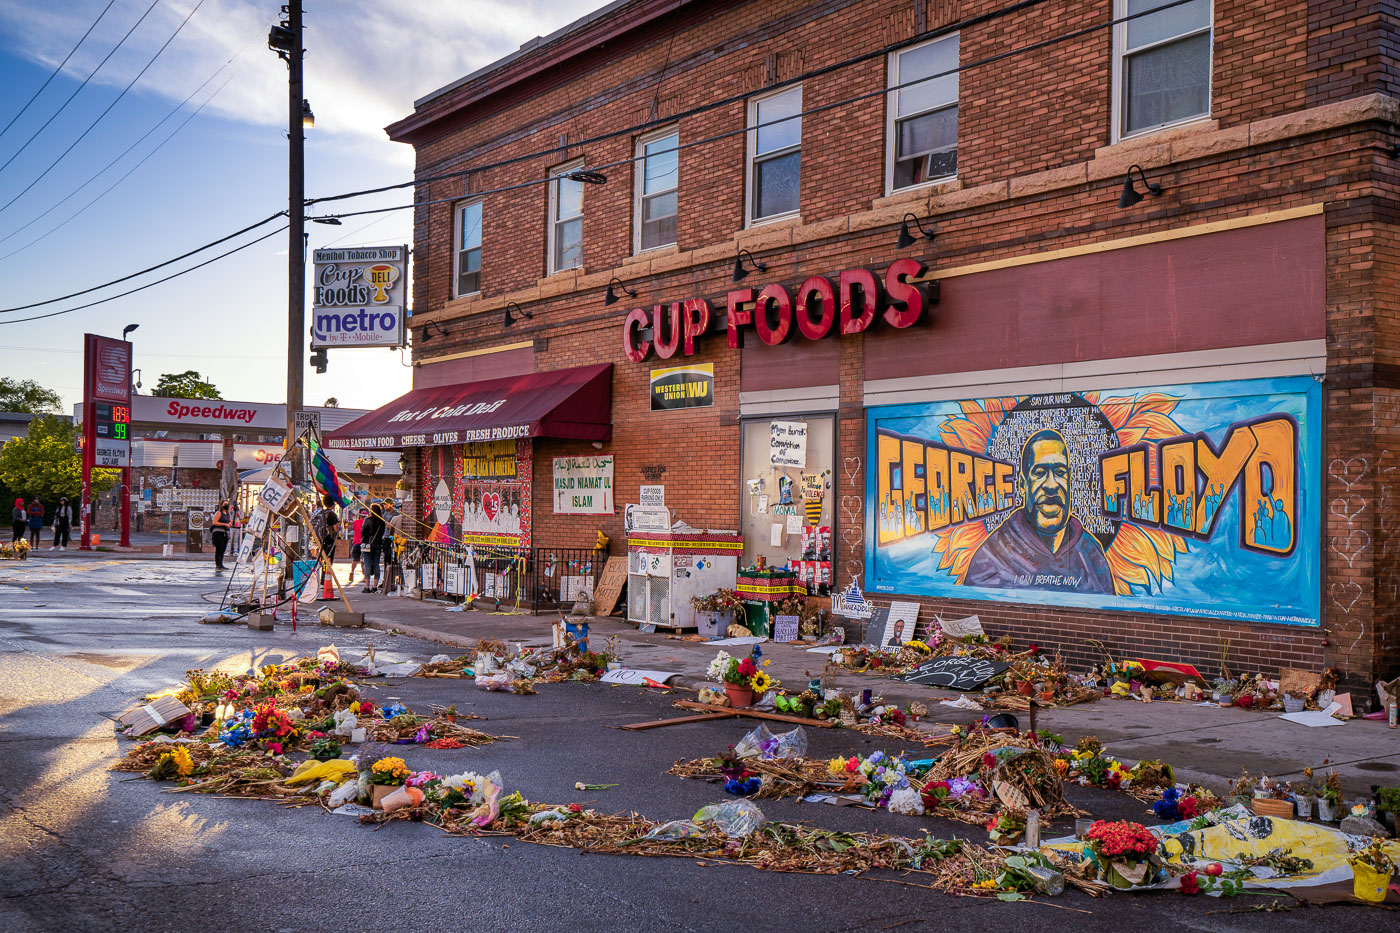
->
[50, 497, 72, 550]
[380, 501, 404, 595]
[347, 506, 367, 585]
[26, 497, 44, 548]
[11, 497, 25, 543]
[359, 500, 385, 593]
[211, 500, 233, 572]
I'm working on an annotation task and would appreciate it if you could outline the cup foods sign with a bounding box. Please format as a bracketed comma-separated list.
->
[311, 246, 408, 349]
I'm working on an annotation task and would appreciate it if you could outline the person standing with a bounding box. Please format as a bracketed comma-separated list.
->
[51, 497, 72, 550]
[348, 506, 367, 584]
[211, 500, 233, 572]
[26, 497, 44, 548]
[359, 500, 385, 593]
[380, 501, 404, 595]
[11, 498, 25, 543]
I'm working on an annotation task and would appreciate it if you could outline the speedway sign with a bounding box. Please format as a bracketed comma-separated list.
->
[311, 246, 407, 349]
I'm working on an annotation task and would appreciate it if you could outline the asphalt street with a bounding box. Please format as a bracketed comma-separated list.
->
[0, 558, 1380, 932]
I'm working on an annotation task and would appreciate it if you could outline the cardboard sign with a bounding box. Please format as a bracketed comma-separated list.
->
[902, 657, 1009, 690]
[800, 473, 825, 500]
[773, 614, 800, 643]
[445, 566, 464, 596]
[258, 478, 294, 514]
[600, 668, 679, 685]
[769, 420, 807, 467]
[247, 506, 269, 536]
[592, 556, 628, 617]
[402, 569, 417, 592]
[937, 614, 984, 638]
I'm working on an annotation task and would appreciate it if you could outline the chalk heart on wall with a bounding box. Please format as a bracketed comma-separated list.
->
[840, 495, 862, 526]
[841, 526, 863, 556]
[1330, 529, 1370, 568]
[481, 492, 500, 522]
[843, 457, 861, 488]
[1330, 580, 1362, 614]
[845, 562, 862, 588]
[1329, 457, 1368, 490]
[1330, 496, 1366, 524]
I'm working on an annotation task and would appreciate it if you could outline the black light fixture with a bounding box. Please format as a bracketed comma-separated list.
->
[1118, 164, 1163, 208]
[603, 276, 637, 306]
[397, 454, 408, 472]
[731, 248, 767, 282]
[121, 323, 139, 340]
[896, 213, 936, 249]
[301, 99, 315, 130]
[563, 167, 608, 185]
[131, 368, 142, 390]
[267, 22, 294, 54]
[419, 322, 447, 343]
[309, 215, 342, 225]
[503, 301, 533, 327]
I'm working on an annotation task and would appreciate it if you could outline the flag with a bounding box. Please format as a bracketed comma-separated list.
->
[307, 436, 348, 506]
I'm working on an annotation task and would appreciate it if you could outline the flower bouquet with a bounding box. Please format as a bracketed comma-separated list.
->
[369, 755, 410, 808]
[710, 651, 763, 707]
[1349, 837, 1395, 903]
[691, 588, 745, 636]
[1084, 819, 1161, 888]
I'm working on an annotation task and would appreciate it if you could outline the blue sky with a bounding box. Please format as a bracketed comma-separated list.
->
[0, 0, 580, 412]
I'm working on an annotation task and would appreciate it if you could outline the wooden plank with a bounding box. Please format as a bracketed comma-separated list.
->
[674, 699, 838, 728]
[621, 711, 738, 731]
[592, 555, 628, 617]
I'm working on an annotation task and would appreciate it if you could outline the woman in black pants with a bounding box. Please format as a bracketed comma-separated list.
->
[211, 500, 232, 572]
[360, 501, 385, 592]
[50, 497, 72, 549]
[11, 498, 24, 543]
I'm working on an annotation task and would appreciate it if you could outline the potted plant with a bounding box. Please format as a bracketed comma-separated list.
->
[355, 455, 383, 475]
[691, 589, 745, 637]
[1373, 785, 1400, 834]
[1349, 837, 1395, 903]
[308, 737, 342, 761]
[368, 755, 410, 808]
[1084, 819, 1161, 888]
[1318, 771, 1342, 822]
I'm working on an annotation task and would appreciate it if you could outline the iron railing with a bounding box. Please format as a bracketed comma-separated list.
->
[402, 541, 605, 615]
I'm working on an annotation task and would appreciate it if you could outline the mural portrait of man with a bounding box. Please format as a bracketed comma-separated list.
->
[963, 429, 1114, 594]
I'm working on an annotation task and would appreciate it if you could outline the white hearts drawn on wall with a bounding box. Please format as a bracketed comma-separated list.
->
[1328, 457, 1367, 490]
[843, 457, 861, 489]
[840, 495, 862, 526]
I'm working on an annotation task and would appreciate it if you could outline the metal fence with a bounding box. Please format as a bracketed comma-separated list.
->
[402, 541, 605, 615]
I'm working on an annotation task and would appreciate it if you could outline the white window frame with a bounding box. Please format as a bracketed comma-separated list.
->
[453, 198, 482, 298]
[1111, 0, 1213, 143]
[547, 159, 584, 275]
[884, 34, 959, 196]
[744, 84, 802, 228]
[633, 125, 679, 254]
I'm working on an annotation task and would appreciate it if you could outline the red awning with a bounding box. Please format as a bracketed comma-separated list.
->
[325, 363, 612, 449]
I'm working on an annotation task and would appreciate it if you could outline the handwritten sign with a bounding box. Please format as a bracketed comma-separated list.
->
[937, 614, 985, 638]
[770, 421, 807, 467]
[773, 614, 800, 643]
[258, 478, 294, 515]
[801, 473, 825, 499]
[247, 506, 269, 536]
[600, 668, 678, 685]
[902, 657, 1008, 690]
[592, 556, 628, 617]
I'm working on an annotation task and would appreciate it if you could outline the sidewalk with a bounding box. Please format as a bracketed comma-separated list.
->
[335, 585, 1400, 798]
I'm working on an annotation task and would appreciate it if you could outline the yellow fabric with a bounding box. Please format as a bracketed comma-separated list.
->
[285, 758, 357, 785]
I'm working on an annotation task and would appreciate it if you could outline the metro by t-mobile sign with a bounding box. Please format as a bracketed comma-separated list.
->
[621, 259, 935, 362]
[311, 245, 408, 349]
[80, 333, 132, 549]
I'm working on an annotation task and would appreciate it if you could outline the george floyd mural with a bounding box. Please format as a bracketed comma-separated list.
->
[866, 376, 1320, 625]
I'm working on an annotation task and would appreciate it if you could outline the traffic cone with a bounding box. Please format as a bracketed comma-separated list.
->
[319, 567, 335, 601]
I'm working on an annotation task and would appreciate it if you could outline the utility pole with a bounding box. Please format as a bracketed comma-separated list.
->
[270, 1, 304, 561]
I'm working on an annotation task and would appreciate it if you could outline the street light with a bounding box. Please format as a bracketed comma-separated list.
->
[302, 99, 315, 129]
[122, 323, 139, 340]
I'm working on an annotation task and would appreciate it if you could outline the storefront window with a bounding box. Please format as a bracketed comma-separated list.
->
[739, 415, 834, 593]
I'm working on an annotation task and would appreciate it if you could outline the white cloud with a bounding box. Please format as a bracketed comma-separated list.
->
[0, 0, 590, 161]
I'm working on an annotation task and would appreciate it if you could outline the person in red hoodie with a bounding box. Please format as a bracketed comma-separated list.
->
[11, 497, 25, 543]
[347, 506, 368, 584]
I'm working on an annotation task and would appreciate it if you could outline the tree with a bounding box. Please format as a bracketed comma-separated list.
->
[151, 371, 222, 399]
[0, 378, 62, 414]
[0, 416, 117, 505]
[323, 397, 339, 407]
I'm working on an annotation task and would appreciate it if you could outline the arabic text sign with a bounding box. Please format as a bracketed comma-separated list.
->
[553, 456, 614, 514]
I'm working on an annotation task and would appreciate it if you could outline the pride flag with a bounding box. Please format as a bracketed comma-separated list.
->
[308, 436, 348, 507]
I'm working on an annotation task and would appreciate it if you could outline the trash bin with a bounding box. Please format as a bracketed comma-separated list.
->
[185, 529, 203, 553]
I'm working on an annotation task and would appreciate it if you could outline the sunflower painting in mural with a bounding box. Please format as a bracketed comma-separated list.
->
[869, 378, 1318, 624]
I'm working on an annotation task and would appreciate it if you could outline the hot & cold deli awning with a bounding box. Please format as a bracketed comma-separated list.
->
[324, 363, 612, 449]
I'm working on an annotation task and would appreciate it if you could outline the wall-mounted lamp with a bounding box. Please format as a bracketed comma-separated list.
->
[731, 248, 767, 282]
[503, 301, 533, 328]
[397, 454, 408, 472]
[563, 167, 608, 185]
[603, 276, 637, 306]
[419, 322, 447, 342]
[895, 213, 935, 249]
[1118, 164, 1163, 208]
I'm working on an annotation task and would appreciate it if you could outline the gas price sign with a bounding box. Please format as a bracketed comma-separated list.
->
[93, 402, 130, 467]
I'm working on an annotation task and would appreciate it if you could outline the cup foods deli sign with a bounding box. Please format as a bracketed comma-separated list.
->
[311, 246, 408, 349]
[622, 259, 936, 362]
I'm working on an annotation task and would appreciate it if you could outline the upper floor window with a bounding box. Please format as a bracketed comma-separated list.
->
[746, 85, 801, 225]
[635, 128, 678, 252]
[886, 34, 958, 193]
[548, 160, 584, 274]
[454, 199, 482, 297]
[1114, 0, 1212, 139]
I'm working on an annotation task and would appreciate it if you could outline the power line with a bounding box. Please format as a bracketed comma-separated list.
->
[0, 0, 120, 141]
[310, 0, 1199, 223]
[0, 0, 210, 218]
[0, 0, 162, 178]
[0, 211, 285, 313]
[0, 224, 286, 325]
[0, 19, 266, 251]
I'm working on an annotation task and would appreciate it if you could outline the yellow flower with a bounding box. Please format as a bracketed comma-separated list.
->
[172, 746, 193, 777]
[751, 671, 773, 694]
[827, 757, 847, 775]
[762, 659, 771, 667]
[972, 879, 999, 890]
[349, 702, 361, 714]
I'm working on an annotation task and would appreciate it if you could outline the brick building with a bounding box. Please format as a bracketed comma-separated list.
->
[327, 0, 1400, 697]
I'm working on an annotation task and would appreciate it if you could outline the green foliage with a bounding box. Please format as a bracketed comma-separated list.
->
[0, 416, 118, 503]
[0, 378, 62, 414]
[151, 370, 221, 399]
[1375, 786, 1400, 814]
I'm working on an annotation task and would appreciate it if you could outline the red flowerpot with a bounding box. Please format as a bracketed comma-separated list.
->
[1017, 681, 1035, 697]
[724, 683, 754, 708]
